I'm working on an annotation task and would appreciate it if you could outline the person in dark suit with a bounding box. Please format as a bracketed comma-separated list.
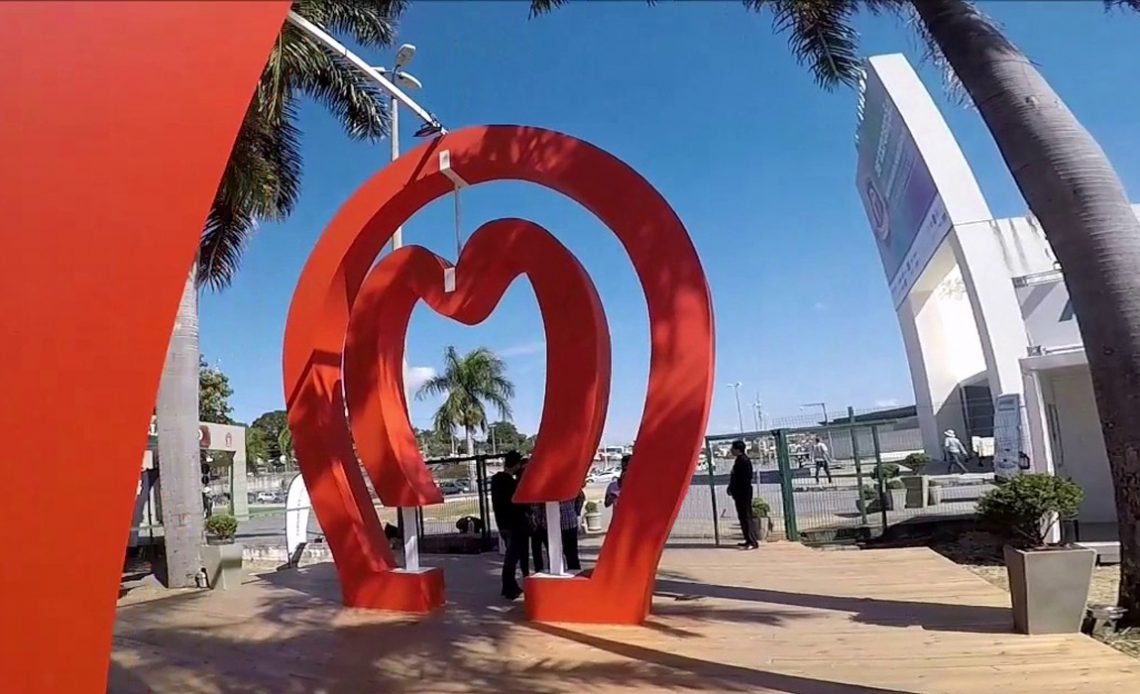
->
[726, 440, 759, 549]
[491, 450, 529, 599]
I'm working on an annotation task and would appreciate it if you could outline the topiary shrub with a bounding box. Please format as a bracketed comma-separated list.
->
[976, 473, 1083, 549]
[584, 500, 599, 514]
[904, 452, 932, 473]
[752, 498, 771, 518]
[871, 463, 900, 481]
[205, 513, 238, 543]
[886, 478, 905, 490]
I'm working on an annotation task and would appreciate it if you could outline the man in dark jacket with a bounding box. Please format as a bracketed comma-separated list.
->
[726, 440, 759, 549]
[491, 450, 529, 598]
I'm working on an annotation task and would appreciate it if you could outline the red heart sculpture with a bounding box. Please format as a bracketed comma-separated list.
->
[343, 217, 609, 508]
[283, 125, 714, 622]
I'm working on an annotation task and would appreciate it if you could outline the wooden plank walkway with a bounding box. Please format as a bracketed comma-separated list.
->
[111, 542, 1139, 693]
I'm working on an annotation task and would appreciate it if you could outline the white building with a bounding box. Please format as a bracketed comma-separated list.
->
[855, 54, 1127, 549]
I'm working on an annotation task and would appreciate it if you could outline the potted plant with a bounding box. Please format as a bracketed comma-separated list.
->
[583, 500, 603, 533]
[928, 479, 943, 505]
[856, 485, 881, 514]
[976, 473, 1091, 634]
[751, 498, 773, 543]
[885, 479, 907, 511]
[202, 513, 243, 590]
[871, 463, 900, 482]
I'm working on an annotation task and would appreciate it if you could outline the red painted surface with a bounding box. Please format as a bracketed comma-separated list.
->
[343, 219, 609, 508]
[284, 125, 714, 623]
[0, 2, 290, 690]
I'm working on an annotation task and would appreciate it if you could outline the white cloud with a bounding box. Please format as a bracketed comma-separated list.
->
[813, 301, 826, 312]
[498, 340, 546, 358]
[404, 365, 436, 393]
[874, 398, 900, 408]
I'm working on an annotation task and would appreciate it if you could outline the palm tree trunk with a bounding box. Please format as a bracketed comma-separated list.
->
[913, 0, 1140, 623]
[155, 265, 204, 587]
[465, 427, 477, 492]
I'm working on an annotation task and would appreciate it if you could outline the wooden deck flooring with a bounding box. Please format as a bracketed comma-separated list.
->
[111, 542, 1139, 693]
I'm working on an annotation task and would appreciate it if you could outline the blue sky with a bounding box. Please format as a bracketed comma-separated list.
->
[200, 1, 1140, 442]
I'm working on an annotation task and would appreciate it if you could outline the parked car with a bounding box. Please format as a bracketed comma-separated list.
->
[587, 469, 619, 485]
[254, 491, 277, 504]
[438, 480, 467, 496]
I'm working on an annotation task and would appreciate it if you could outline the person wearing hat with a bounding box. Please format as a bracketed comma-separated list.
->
[943, 429, 969, 474]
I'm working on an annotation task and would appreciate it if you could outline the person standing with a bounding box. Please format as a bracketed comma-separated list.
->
[604, 454, 631, 508]
[812, 435, 833, 484]
[726, 440, 759, 549]
[491, 451, 528, 599]
[559, 493, 583, 571]
[943, 429, 969, 474]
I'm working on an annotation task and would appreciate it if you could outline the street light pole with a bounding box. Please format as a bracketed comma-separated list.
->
[390, 91, 401, 249]
[729, 382, 744, 433]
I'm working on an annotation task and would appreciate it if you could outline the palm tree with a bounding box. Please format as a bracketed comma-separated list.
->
[155, 0, 406, 588]
[418, 347, 515, 487]
[532, 0, 1140, 623]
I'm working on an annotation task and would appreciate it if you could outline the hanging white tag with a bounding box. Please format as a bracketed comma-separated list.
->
[443, 267, 456, 293]
[439, 150, 470, 188]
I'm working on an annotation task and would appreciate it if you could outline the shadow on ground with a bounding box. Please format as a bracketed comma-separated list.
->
[112, 548, 925, 693]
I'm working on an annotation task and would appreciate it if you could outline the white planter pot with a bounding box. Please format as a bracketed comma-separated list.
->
[928, 486, 943, 505]
[202, 541, 244, 590]
[584, 512, 603, 533]
[886, 489, 907, 511]
[1004, 545, 1095, 634]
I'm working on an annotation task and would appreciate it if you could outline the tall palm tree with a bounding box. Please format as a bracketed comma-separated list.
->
[156, 0, 406, 588]
[418, 347, 515, 487]
[532, 0, 1140, 623]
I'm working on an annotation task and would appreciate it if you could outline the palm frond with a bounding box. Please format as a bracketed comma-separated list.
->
[294, 0, 407, 46]
[201, 0, 406, 290]
[280, 24, 389, 141]
[899, 1, 970, 107]
[744, 0, 864, 90]
[529, 0, 571, 17]
[198, 96, 303, 289]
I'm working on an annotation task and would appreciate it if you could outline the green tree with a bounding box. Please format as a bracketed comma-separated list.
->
[487, 420, 527, 453]
[198, 355, 234, 425]
[156, 0, 407, 589]
[250, 409, 290, 465]
[531, 0, 1140, 628]
[418, 347, 514, 484]
[415, 427, 457, 458]
[245, 425, 271, 473]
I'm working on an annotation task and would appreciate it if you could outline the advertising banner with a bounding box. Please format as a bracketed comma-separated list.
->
[856, 63, 952, 307]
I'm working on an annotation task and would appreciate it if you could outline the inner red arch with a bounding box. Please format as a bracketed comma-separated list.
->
[282, 125, 714, 621]
[342, 218, 610, 507]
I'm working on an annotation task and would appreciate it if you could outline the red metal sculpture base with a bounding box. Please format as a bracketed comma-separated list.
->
[345, 568, 445, 612]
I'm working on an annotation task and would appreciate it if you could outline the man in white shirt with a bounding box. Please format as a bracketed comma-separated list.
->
[812, 436, 833, 483]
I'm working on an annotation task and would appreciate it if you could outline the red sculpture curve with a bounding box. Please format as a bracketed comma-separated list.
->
[283, 125, 714, 622]
[343, 218, 610, 508]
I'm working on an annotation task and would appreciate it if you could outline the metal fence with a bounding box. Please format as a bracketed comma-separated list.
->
[223, 407, 996, 553]
[704, 406, 995, 545]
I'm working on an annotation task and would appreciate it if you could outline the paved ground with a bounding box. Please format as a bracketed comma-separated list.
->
[111, 541, 1140, 692]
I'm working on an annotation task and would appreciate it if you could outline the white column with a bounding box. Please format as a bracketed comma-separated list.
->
[544, 501, 564, 576]
[400, 506, 419, 571]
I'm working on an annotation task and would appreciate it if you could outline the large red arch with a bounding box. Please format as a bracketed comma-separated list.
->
[283, 125, 714, 623]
